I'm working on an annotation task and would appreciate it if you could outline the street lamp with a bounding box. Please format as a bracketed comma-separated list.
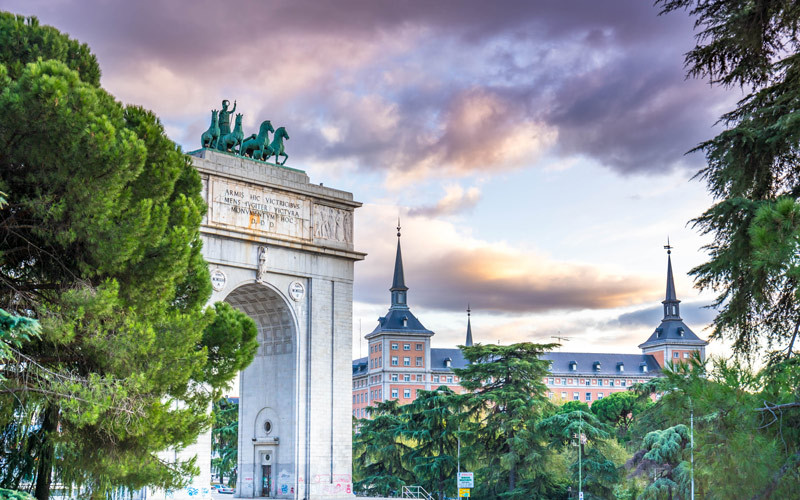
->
[690, 397, 694, 500]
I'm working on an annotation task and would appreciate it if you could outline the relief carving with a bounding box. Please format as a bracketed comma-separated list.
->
[314, 204, 352, 243]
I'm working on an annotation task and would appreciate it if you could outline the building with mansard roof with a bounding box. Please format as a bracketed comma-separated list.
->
[352, 231, 707, 417]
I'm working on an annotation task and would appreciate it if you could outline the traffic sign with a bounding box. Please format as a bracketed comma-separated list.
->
[457, 472, 474, 488]
[579, 492, 584, 500]
[458, 488, 470, 498]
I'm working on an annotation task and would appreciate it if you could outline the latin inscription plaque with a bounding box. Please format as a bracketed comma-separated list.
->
[209, 178, 311, 241]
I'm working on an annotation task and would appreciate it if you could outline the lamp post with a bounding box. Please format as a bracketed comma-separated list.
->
[690, 397, 694, 500]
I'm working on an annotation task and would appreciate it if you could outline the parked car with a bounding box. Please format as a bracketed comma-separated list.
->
[219, 486, 234, 494]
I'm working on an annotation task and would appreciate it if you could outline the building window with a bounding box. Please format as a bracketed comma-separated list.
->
[674, 352, 680, 358]
[404, 357, 411, 366]
[403, 344, 411, 350]
[391, 343, 398, 350]
[548, 392, 554, 399]
[684, 352, 690, 358]
[585, 393, 591, 401]
[352, 395, 355, 403]
[404, 374, 410, 382]
[586, 380, 591, 386]
[391, 389, 398, 399]
[447, 376, 453, 383]
[416, 374, 423, 382]
[391, 374, 398, 382]
[433, 375, 440, 383]
[416, 343, 423, 350]
[416, 357, 423, 366]
[610, 380, 615, 387]
[561, 392, 567, 400]
[621, 381, 626, 387]
[403, 389, 411, 398]
[598, 392, 604, 399]
[391, 356, 398, 366]
[573, 392, 579, 401]
[548, 378, 554, 385]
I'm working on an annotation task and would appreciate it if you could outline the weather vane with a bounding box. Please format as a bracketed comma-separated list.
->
[664, 237, 673, 255]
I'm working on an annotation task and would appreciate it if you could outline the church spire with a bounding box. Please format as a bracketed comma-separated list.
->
[662, 238, 681, 319]
[390, 220, 408, 308]
[465, 305, 474, 347]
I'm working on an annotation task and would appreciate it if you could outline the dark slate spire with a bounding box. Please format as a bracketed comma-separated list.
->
[662, 239, 681, 320]
[465, 305, 474, 347]
[390, 220, 409, 308]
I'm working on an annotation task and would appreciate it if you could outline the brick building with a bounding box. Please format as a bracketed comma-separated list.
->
[353, 232, 707, 416]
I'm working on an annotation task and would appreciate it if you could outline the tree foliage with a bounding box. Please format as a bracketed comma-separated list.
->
[211, 398, 239, 488]
[0, 13, 257, 499]
[657, 0, 800, 356]
[454, 343, 560, 500]
[353, 400, 412, 497]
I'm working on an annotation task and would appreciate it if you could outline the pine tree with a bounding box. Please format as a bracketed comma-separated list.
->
[0, 13, 257, 499]
[352, 400, 412, 497]
[399, 386, 460, 500]
[454, 343, 559, 500]
[656, 0, 800, 356]
[211, 398, 239, 487]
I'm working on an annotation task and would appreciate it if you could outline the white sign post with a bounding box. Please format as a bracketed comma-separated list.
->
[457, 472, 474, 489]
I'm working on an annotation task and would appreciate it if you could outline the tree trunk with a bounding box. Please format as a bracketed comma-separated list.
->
[34, 404, 58, 500]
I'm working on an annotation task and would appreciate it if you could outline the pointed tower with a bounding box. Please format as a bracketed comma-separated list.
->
[365, 222, 433, 347]
[639, 241, 707, 367]
[465, 305, 474, 347]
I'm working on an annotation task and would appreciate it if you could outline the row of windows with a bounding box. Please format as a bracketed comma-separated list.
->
[391, 388, 417, 398]
[353, 389, 383, 404]
[545, 377, 648, 387]
[384, 373, 458, 383]
[389, 342, 424, 351]
[370, 342, 425, 353]
[391, 356, 424, 366]
[370, 357, 382, 368]
[546, 391, 608, 402]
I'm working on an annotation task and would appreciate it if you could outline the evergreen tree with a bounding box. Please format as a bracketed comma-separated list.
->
[0, 13, 257, 499]
[352, 400, 412, 497]
[538, 410, 618, 500]
[656, 0, 800, 356]
[399, 386, 460, 500]
[590, 391, 647, 440]
[454, 343, 559, 500]
[211, 398, 239, 487]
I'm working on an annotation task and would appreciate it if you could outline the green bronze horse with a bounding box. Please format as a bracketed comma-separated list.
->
[200, 110, 220, 149]
[265, 127, 290, 165]
[241, 120, 274, 159]
[218, 113, 245, 154]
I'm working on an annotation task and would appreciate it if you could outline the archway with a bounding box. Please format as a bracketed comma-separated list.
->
[226, 283, 298, 499]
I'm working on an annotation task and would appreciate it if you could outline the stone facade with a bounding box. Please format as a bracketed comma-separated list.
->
[152, 149, 364, 500]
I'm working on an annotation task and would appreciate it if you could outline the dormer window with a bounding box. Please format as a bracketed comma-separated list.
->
[677, 327, 684, 336]
[402, 316, 408, 327]
[617, 362, 624, 372]
[593, 362, 601, 372]
[640, 363, 648, 373]
[444, 357, 452, 368]
[569, 361, 577, 371]
[656, 327, 663, 338]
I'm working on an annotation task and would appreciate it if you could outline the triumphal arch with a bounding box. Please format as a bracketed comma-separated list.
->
[190, 136, 363, 499]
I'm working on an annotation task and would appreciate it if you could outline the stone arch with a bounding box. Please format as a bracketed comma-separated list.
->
[225, 282, 298, 498]
[225, 283, 297, 358]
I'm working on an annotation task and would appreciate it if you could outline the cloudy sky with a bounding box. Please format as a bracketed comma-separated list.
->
[4, 0, 741, 358]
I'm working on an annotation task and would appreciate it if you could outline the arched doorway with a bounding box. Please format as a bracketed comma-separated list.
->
[226, 283, 298, 498]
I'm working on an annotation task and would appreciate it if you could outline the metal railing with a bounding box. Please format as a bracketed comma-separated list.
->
[402, 485, 434, 500]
